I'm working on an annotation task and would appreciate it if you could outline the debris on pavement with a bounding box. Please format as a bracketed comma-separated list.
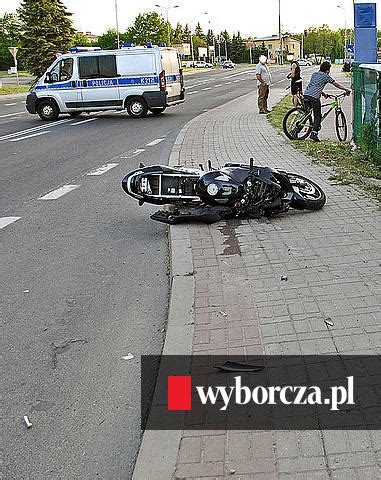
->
[219, 311, 228, 317]
[214, 361, 265, 373]
[324, 318, 334, 327]
[23, 415, 32, 428]
[281, 275, 288, 282]
[23, 289, 30, 293]
[229, 469, 236, 474]
[122, 353, 134, 360]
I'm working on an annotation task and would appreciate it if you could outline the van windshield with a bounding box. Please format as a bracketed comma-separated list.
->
[49, 58, 73, 82]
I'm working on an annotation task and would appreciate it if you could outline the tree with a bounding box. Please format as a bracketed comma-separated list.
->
[219, 30, 232, 59]
[125, 12, 168, 46]
[0, 12, 22, 70]
[172, 22, 184, 44]
[95, 28, 119, 49]
[194, 22, 206, 41]
[230, 31, 246, 63]
[72, 32, 90, 47]
[18, 0, 74, 77]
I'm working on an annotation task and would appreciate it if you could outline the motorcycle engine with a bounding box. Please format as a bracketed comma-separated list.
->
[196, 171, 244, 206]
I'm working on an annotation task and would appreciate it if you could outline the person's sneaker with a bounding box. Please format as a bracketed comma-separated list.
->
[266, 109, 271, 113]
[259, 111, 267, 114]
[310, 132, 320, 142]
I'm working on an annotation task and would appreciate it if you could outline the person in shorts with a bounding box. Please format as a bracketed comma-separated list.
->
[304, 61, 350, 142]
[287, 60, 303, 107]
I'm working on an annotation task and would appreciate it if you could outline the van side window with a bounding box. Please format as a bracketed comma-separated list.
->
[79, 55, 117, 79]
[49, 58, 73, 82]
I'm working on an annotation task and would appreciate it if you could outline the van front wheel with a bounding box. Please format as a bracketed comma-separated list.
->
[126, 97, 148, 118]
[37, 100, 59, 121]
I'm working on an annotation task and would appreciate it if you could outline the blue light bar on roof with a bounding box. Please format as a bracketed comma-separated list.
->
[69, 46, 101, 53]
[122, 42, 136, 48]
[159, 43, 167, 47]
[146, 42, 153, 48]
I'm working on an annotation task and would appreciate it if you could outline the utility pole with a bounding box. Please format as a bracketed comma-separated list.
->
[278, 0, 283, 65]
[115, 0, 120, 48]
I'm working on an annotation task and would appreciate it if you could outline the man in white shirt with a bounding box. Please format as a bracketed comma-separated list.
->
[255, 55, 272, 114]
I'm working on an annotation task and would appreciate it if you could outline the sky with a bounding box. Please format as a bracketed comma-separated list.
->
[1, 0, 380, 37]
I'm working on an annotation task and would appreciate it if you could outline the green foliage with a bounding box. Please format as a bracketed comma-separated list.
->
[303, 25, 351, 61]
[0, 12, 22, 70]
[125, 11, 168, 45]
[359, 123, 377, 161]
[18, 0, 74, 77]
[94, 28, 120, 49]
[230, 32, 246, 63]
[72, 32, 90, 47]
[172, 22, 184, 44]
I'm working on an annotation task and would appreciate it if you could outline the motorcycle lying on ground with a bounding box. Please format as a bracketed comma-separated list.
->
[121, 159, 326, 224]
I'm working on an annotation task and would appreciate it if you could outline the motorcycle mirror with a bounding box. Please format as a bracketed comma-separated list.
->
[207, 159, 212, 171]
[199, 163, 204, 171]
[249, 157, 254, 172]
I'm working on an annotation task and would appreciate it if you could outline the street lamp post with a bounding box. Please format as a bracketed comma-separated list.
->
[115, 0, 120, 48]
[188, 12, 208, 64]
[155, 4, 179, 46]
[337, 4, 348, 61]
[278, 0, 283, 65]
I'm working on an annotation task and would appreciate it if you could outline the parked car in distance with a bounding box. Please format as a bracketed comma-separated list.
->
[193, 61, 213, 68]
[222, 60, 236, 69]
[295, 58, 312, 66]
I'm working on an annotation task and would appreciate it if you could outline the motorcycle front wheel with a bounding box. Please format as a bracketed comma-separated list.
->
[288, 173, 326, 210]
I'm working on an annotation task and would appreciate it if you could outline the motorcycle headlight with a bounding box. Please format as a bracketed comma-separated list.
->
[207, 183, 219, 196]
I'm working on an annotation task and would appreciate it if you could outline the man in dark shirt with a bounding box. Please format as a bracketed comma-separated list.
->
[304, 62, 350, 142]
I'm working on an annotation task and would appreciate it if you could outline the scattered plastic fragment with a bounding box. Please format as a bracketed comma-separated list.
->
[23, 415, 32, 428]
[161, 328, 165, 333]
[219, 311, 228, 317]
[23, 289, 30, 293]
[214, 361, 265, 373]
[230, 469, 236, 474]
[281, 275, 288, 281]
[122, 353, 134, 360]
[324, 318, 334, 327]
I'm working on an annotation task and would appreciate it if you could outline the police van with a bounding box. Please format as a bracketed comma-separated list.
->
[26, 44, 185, 121]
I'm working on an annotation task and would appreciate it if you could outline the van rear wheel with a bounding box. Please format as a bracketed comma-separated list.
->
[37, 100, 59, 121]
[126, 97, 148, 118]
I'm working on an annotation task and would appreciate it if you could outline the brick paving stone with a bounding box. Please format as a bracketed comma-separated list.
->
[171, 67, 380, 478]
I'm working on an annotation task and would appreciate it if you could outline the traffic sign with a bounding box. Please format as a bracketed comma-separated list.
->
[8, 47, 18, 58]
[346, 44, 354, 54]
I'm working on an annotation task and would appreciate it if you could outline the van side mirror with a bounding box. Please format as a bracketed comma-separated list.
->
[45, 72, 53, 83]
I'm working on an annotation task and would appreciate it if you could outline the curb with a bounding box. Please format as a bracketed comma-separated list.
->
[132, 122, 195, 480]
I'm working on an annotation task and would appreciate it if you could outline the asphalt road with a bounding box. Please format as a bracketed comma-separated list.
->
[1, 65, 294, 479]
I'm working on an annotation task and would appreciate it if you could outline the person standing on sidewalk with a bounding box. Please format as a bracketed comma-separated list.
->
[304, 61, 350, 142]
[256, 55, 272, 114]
[287, 60, 303, 107]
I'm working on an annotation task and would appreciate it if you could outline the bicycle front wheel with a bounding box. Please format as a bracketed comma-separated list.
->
[283, 107, 312, 141]
[335, 109, 347, 142]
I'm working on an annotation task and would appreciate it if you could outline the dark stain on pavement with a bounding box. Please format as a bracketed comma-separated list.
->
[218, 221, 241, 256]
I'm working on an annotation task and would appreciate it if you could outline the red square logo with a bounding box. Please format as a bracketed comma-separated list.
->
[168, 376, 192, 410]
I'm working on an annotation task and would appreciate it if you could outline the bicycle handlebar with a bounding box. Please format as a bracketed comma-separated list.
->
[325, 92, 350, 99]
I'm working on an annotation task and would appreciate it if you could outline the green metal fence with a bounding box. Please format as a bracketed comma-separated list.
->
[352, 62, 381, 162]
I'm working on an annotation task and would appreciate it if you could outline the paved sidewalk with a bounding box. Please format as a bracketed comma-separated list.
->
[166, 82, 380, 479]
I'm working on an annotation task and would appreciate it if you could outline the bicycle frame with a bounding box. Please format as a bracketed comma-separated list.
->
[297, 94, 345, 128]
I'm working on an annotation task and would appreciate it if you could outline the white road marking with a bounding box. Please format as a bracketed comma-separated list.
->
[223, 69, 253, 79]
[70, 118, 97, 126]
[201, 87, 211, 91]
[225, 81, 232, 84]
[5, 103, 18, 106]
[146, 138, 165, 147]
[0, 217, 21, 229]
[215, 84, 222, 87]
[187, 91, 198, 95]
[39, 185, 80, 200]
[0, 118, 73, 141]
[10, 131, 50, 142]
[0, 112, 24, 119]
[120, 148, 145, 159]
[87, 163, 119, 176]
[233, 79, 240, 83]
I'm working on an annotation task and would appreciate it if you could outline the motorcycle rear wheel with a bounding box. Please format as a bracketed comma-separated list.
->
[288, 173, 326, 210]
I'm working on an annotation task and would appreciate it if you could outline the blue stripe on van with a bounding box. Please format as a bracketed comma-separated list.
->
[35, 76, 161, 90]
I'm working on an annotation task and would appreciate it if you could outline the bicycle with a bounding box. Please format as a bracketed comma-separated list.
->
[283, 92, 349, 142]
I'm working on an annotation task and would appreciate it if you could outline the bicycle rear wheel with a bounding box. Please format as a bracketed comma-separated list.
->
[335, 109, 347, 142]
[283, 107, 312, 141]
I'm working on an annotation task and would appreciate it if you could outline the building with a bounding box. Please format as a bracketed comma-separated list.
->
[249, 35, 302, 62]
[78, 31, 99, 43]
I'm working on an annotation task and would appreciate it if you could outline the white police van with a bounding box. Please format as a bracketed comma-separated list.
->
[26, 44, 185, 120]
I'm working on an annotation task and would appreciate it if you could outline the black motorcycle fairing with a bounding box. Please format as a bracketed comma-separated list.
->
[196, 170, 245, 206]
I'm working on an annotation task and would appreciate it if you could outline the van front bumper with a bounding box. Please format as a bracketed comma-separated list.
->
[26, 92, 38, 114]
